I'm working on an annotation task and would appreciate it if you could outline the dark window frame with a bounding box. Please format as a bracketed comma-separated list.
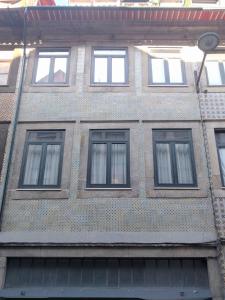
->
[91, 47, 129, 85]
[33, 48, 70, 85]
[205, 61, 225, 86]
[153, 129, 197, 187]
[87, 129, 130, 188]
[148, 56, 187, 86]
[19, 130, 65, 188]
[215, 130, 225, 186]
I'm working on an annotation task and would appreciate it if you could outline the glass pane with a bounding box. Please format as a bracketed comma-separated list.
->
[112, 57, 125, 83]
[43, 145, 61, 185]
[53, 57, 67, 83]
[0, 61, 10, 73]
[205, 62, 222, 85]
[94, 57, 107, 83]
[156, 143, 173, 184]
[91, 144, 107, 184]
[94, 50, 126, 56]
[168, 59, 183, 83]
[35, 57, 51, 83]
[151, 59, 165, 83]
[175, 144, 193, 184]
[216, 132, 225, 146]
[219, 148, 225, 185]
[111, 144, 127, 184]
[106, 131, 126, 140]
[39, 51, 69, 56]
[0, 74, 8, 85]
[23, 145, 42, 185]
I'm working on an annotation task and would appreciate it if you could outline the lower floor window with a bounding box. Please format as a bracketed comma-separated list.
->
[19, 130, 64, 188]
[215, 131, 225, 186]
[153, 129, 197, 186]
[87, 129, 130, 187]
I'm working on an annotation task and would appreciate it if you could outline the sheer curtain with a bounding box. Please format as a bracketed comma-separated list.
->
[23, 145, 42, 185]
[156, 143, 173, 184]
[219, 148, 225, 183]
[175, 144, 193, 184]
[43, 144, 61, 185]
[111, 144, 126, 184]
[91, 144, 107, 184]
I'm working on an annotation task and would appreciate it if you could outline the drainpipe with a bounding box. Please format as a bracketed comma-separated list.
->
[0, 7, 28, 228]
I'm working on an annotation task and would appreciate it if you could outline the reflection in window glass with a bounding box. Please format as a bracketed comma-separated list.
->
[0, 61, 10, 85]
[35, 58, 51, 83]
[156, 143, 173, 184]
[53, 58, 67, 83]
[151, 59, 165, 83]
[168, 59, 183, 83]
[112, 57, 125, 83]
[111, 144, 127, 184]
[23, 145, 42, 185]
[94, 58, 108, 83]
[175, 144, 193, 184]
[205, 62, 222, 85]
[91, 144, 107, 184]
[219, 148, 225, 185]
[43, 145, 61, 185]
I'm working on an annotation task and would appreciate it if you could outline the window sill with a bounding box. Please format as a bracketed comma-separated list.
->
[16, 188, 62, 191]
[31, 84, 70, 87]
[148, 84, 189, 87]
[154, 187, 199, 190]
[85, 188, 132, 191]
[90, 84, 130, 87]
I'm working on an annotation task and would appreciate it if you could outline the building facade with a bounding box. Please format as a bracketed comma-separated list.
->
[0, 3, 225, 300]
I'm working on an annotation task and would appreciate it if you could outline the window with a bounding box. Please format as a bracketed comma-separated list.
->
[19, 131, 65, 188]
[153, 129, 197, 186]
[34, 49, 70, 84]
[87, 129, 130, 187]
[0, 51, 13, 85]
[149, 57, 186, 85]
[92, 49, 128, 84]
[215, 131, 225, 186]
[205, 61, 225, 86]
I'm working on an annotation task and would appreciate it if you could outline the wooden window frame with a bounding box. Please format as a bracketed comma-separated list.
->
[91, 48, 129, 85]
[33, 48, 70, 85]
[19, 130, 65, 188]
[87, 129, 130, 188]
[205, 61, 225, 87]
[215, 130, 225, 187]
[148, 57, 187, 86]
[153, 129, 197, 187]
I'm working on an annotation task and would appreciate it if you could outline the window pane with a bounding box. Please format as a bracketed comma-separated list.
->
[35, 57, 51, 83]
[39, 51, 69, 56]
[219, 148, 225, 185]
[23, 145, 42, 185]
[112, 57, 125, 83]
[0, 61, 10, 73]
[0, 74, 8, 85]
[111, 144, 127, 184]
[106, 131, 126, 140]
[53, 57, 67, 83]
[94, 57, 107, 83]
[168, 59, 183, 83]
[91, 144, 107, 184]
[151, 59, 165, 83]
[205, 62, 222, 85]
[175, 144, 193, 184]
[156, 143, 173, 184]
[94, 50, 126, 56]
[43, 145, 61, 185]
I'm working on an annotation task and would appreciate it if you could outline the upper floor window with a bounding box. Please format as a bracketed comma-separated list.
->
[215, 131, 225, 186]
[0, 51, 13, 85]
[205, 61, 225, 86]
[34, 49, 70, 84]
[92, 49, 128, 84]
[153, 129, 197, 187]
[19, 130, 65, 188]
[87, 129, 130, 188]
[149, 57, 186, 85]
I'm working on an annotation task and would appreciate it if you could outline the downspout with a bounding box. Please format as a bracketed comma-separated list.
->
[0, 7, 28, 229]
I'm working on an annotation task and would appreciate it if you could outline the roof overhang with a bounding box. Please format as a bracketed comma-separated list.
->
[0, 6, 225, 45]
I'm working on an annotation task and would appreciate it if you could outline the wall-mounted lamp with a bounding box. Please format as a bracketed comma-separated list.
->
[195, 32, 220, 93]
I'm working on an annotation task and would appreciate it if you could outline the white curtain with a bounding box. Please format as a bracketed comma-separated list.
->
[219, 148, 225, 184]
[43, 145, 61, 185]
[156, 143, 173, 184]
[175, 144, 193, 184]
[111, 144, 126, 184]
[91, 144, 107, 184]
[23, 145, 42, 185]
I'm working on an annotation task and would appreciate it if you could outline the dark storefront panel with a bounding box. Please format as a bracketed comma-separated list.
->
[1, 258, 211, 299]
